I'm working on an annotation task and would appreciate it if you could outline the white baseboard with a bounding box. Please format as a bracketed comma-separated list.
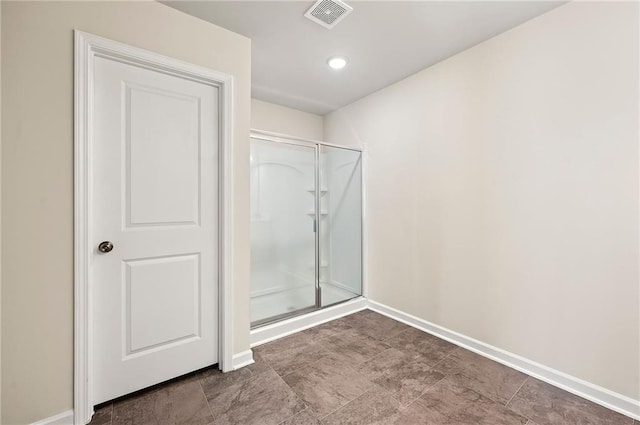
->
[30, 409, 74, 425]
[367, 300, 640, 421]
[250, 297, 368, 347]
[232, 349, 255, 370]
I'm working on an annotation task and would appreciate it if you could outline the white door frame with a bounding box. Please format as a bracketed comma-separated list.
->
[74, 30, 235, 425]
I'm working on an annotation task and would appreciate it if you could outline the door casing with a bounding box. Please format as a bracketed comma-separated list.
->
[74, 30, 235, 425]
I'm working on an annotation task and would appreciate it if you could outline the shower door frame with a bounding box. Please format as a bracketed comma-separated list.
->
[249, 129, 365, 328]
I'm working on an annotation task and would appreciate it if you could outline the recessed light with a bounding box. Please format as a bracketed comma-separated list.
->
[328, 56, 348, 70]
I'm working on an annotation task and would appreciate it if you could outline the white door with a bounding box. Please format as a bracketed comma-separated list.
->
[92, 55, 219, 404]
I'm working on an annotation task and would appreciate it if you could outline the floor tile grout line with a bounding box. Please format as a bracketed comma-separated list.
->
[273, 334, 388, 380]
[270, 357, 316, 415]
[322, 334, 394, 370]
[380, 323, 415, 343]
[197, 372, 218, 424]
[429, 346, 460, 370]
[200, 366, 255, 393]
[274, 331, 452, 420]
[316, 386, 380, 421]
[271, 344, 334, 379]
[343, 311, 410, 343]
[504, 375, 530, 409]
[266, 315, 460, 416]
[254, 350, 278, 376]
[107, 402, 114, 425]
[311, 348, 376, 376]
[380, 328, 413, 344]
[428, 347, 536, 414]
[276, 407, 312, 425]
[393, 374, 448, 410]
[276, 354, 379, 422]
[386, 340, 459, 366]
[356, 344, 400, 368]
[265, 327, 381, 420]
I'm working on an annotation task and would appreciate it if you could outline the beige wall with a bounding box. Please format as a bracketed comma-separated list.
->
[325, 2, 639, 400]
[1, 2, 251, 423]
[251, 98, 324, 140]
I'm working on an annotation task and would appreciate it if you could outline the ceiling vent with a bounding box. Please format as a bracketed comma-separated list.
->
[304, 0, 353, 29]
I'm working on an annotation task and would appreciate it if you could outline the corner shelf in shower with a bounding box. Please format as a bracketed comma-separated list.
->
[306, 210, 329, 216]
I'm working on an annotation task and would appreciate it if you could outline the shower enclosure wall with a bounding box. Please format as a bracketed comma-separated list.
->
[250, 132, 363, 326]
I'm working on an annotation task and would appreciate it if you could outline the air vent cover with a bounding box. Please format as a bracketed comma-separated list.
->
[304, 0, 353, 29]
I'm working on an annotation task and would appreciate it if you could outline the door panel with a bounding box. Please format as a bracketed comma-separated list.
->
[92, 56, 218, 403]
[125, 84, 201, 227]
[125, 254, 200, 355]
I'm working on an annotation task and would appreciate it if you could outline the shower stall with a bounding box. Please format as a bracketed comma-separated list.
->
[250, 131, 363, 326]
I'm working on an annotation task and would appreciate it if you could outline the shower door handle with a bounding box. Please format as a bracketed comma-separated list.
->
[313, 218, 317, 233]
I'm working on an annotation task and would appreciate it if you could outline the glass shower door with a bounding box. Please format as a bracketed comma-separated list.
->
[250, 137, 317, 325]
[319, 145, 363, 306]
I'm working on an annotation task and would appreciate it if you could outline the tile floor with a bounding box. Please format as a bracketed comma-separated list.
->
[89, 310, 636, 425]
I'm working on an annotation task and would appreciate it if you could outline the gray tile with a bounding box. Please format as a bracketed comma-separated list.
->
[344, 311, 410, 342]
[255, 331, 328, 376]
[385, 327, 457, 366]
[96, 311, 632, 425]
[199, 365, 254, 395]
[435, 348, 528, 404]
[321, 311, 366, 331]
[324, 378, 527, 425]
[112, 375, 213, 425]
[204, 368, 306, 425]
[89, 404, 112, 425]
[282, 353, 373, 417]
[279, 408, 320, 425]
[323, 328, 391, 366]
[301, 318, 353, 340]
[401, 378, 528, 424]
[322, 387, 403, 425]
[245, 350, 273, 376]
[507, 378, 633, 425]
[356, 347, 445, 406]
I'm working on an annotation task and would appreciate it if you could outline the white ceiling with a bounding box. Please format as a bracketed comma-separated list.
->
[163, 1, 564, 115]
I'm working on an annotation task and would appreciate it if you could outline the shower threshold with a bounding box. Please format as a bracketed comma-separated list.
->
[250, 283, 360, 328]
